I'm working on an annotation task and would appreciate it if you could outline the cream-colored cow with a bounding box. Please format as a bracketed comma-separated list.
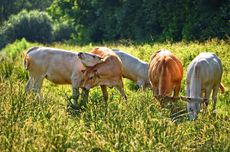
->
[185, 52, 224, 120]
[24, 46, 102, 107]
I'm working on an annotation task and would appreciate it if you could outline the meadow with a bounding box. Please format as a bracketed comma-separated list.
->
[0, 39, 230, 151]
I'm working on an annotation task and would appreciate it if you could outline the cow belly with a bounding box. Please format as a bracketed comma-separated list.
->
[45, 73, 71, 84]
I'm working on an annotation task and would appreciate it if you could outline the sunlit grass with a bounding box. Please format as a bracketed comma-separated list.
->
[0, 39, 229, 151]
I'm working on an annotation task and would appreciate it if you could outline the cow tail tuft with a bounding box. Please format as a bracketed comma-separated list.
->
[219, 83, 225, 93]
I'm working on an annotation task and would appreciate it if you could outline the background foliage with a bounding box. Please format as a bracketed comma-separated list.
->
[48, 0, 230, 42]
[0, 0, 229, 49]
[0, 10, 53, 49]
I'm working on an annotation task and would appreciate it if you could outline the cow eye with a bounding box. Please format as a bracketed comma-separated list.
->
[89, 76, 93, 80]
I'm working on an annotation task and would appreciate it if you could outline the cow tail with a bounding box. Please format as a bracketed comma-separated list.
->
[219, 83, 225, 93]
[24, 54, 31, 70]
[159, 58, 167, 96]
[24, 47, 39, 70]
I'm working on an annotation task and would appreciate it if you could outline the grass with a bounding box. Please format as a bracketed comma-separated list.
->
[0, 39, 230, 151]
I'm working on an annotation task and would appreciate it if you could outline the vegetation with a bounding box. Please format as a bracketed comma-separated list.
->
[0, 10, 53, 49]
[0, 39, 229, 151]
[1, 0, 229, 47]
[49, 0, 230, 42]
[0, 0, 52, 25]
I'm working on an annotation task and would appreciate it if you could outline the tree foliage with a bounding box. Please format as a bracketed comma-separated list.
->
[0, 10, 53, 49]
[48, 0, 230, 42]
[0, 0, 52, 25]
[0, 0, 229, 45]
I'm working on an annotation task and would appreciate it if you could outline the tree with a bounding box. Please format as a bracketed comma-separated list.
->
[0, 0, 52, 25]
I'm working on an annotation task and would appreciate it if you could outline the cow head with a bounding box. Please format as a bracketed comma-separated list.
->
[181, 96, 208, 120]
[78, 52, 103, 67]
[82, 67, 100, 90]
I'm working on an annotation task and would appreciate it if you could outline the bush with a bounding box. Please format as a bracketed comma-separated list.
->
[53, 22, 77, 42]
[0, 10, 53, 49]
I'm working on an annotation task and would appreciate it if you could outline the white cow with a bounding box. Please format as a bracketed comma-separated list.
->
[184, 52, 224, 120]
[24, 46, 103, 107]
[78, 48, 151, 88]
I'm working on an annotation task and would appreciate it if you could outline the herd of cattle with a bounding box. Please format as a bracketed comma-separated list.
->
[24, 46, 224, 120]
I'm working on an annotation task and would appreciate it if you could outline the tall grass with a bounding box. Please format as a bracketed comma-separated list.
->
[0, 39, 229, 151]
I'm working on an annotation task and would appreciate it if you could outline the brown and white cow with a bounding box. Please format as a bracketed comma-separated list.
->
[78, 49, 151, 89]
[184, 52, 224, 120]
[80, 47, 127, 102]
[24, 46, 103, 107]
[148, 49, 183, 100]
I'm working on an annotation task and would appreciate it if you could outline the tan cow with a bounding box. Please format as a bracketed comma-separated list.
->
[148, 49, 183, 100]
[79, 49, 151, 89]
[81, 47, 127, 102]
[24, 46, 103, 108]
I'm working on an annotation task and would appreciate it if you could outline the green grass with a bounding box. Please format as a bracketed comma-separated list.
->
[0, 39, 230, 151]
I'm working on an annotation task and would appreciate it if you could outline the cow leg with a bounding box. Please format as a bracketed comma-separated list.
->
[30, 76, 44, 100]
[212, 85, 219, 113]
[173, 83, 181, 97]
[203, 88, 212, 112]
[79, 88, 89, 108]
[137, 79, 145, 90]
[33, 76, 44, 94]
[115, 85, 127, 100]
[101, 85, 108, 102]
[152, 85, 158, 96]
[71, 86, 79, 106]
[71, 76, 81, 107]
[25, 77, 33, 92]
[101, 85, 108, 109]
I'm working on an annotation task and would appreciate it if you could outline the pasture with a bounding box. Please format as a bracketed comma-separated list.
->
[0, 39, 230, 151]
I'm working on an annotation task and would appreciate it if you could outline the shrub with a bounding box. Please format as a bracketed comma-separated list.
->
[53, 22, 77, 42]
[0, 10, 53, 49]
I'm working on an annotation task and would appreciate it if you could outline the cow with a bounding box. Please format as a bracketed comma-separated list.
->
[78, 49, 151, 89]
[80, 47, 127, 103]
[24, 46, 103, 108]
[183, 52, 224, 120]
[148, 49, 183, 101]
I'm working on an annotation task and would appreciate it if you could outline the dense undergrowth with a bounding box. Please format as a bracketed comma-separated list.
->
[0, 39, 229, 151]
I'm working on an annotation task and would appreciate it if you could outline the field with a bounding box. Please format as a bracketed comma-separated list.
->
[0, 39, 230, 151]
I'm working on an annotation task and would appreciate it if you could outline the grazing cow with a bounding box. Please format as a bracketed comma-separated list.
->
[80, 47, 127, 102]
[148, 49, 183, 99]
[24, 46, 103, 107]
[78, 49, 151, 88]
[184, 52, 224, 120]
